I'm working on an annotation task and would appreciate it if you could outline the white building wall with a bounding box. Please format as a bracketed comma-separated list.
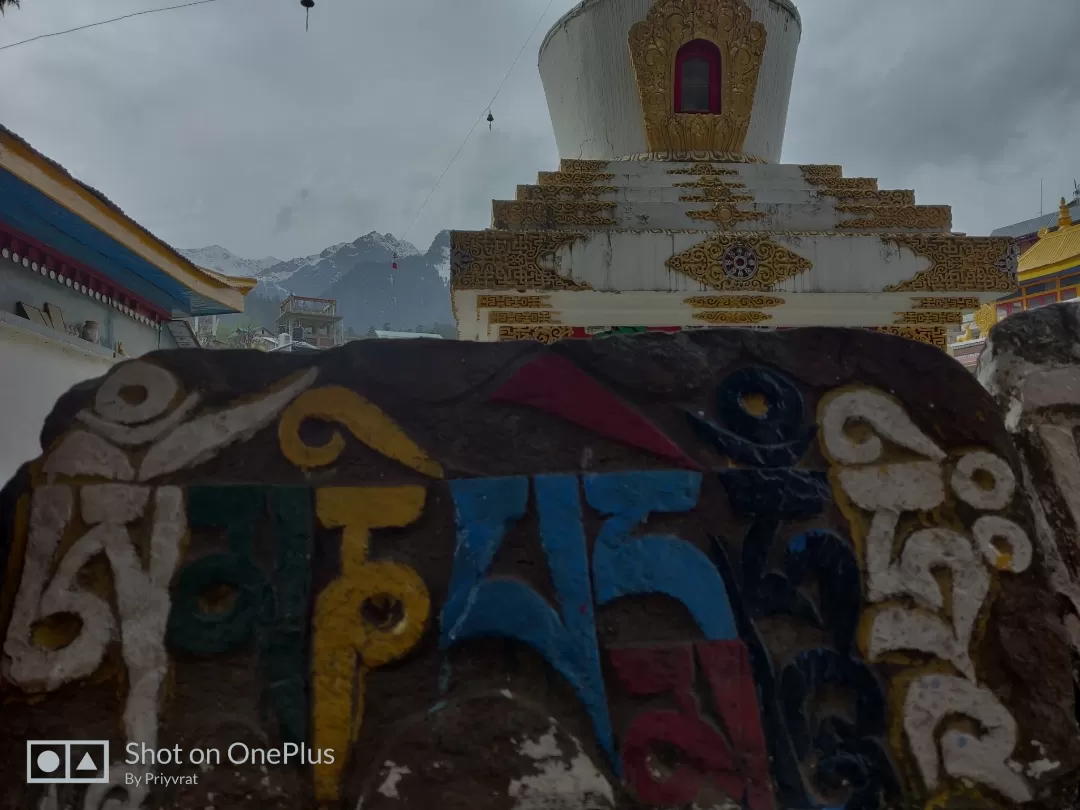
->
[538, 0, 801, 161]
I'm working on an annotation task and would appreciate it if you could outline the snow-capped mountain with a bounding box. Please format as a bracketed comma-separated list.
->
[181, 230, 452, 331]
[179, 245, 282, 278]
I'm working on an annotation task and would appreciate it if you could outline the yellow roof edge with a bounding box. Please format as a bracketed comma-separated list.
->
[197, 266, 258, 295]
[0, 129, 248, 313]
[1017, 222, 1080, 275]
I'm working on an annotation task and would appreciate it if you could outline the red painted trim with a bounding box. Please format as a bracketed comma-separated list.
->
[0, 220, 169, 321]
[674, 40, 722, 114]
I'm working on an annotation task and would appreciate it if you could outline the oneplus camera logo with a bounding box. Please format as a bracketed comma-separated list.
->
[26, 741, 109, 784]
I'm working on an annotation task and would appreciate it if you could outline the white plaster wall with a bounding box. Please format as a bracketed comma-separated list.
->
[538, 0, 802, 161]
[0, 317, 117, 486]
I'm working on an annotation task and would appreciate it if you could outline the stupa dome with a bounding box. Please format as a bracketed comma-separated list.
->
[538, 0, 801, 163]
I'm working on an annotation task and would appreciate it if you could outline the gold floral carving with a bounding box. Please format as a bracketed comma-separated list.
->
[911, 296, 981, 310]
[869, 326, 949, 351]
[882, 235, 1019, 293]
[559, 159, 610, 172]
[628, 0, 766, 153]
[686, 204, 767, 227]
[489, 310, 558, 325]
[673, 177, 748, 189]
[837, 205, 953, 231]
[615, 151, 767, 163]
[892, 311, 963, 326]
[799, 165, 844, 184]
[517, 185, 619, 201]
[538, 171, 615, 186]
[831, 190, 916, 205]
[973, 302, 998, 335]
[667, 164, 739, 176]
[497, 325, 575, 344]
[807, 177, 879, 192]
[692, 310, 772, 324]
[477, 295, 550, 308]
[667, 234, 813, 291]
[684, 295, 784, 308]
[679, 186, 754, 203]
[492, 201, 618, 229]
[451, 232, 593, 292]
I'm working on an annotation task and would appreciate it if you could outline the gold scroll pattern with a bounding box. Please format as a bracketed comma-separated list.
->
[614, 151, 768, 163]
[869, 326, 949, 351]
[538, 171, 615, 186]
[798, 165, 844, 184]
[837, 205, 953, 231]
[686, 204, 768, 227]
[559, 159, 611, 172]
[497, 326, 575, 343]
[973, 302, 998, 335]
[517, 185, 619, 201]
[892, 311, 963, 326]
[912, 297, 981, 310]
[667, 234, 813, 292]
[492, 201, 618, 230]
[830, 190, 917, 206]
[684, 295, 784, 308]
[628, 0, 767, 153]
[451, 232, 593, 292]
[679, 186, 755, 203]
[476, 295, 550, 308]
[667, 164, 739, 176]
[692, 310, 773, 324]
[882, 235, 1019, 293]
[673, 177, 749, 189]
[488, 311, 558, 325]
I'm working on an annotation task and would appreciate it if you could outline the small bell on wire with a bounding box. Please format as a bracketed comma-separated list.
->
[301, 0, 314, 30]
[487, 110, 494, 131]
[391, 252, 398, 270]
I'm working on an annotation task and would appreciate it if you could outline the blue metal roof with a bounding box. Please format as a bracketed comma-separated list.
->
[0, 166, 237, 317]
[991, 201, 1080, 239]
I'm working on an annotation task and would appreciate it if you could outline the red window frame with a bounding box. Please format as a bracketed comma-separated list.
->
[674, 39, 722, 114]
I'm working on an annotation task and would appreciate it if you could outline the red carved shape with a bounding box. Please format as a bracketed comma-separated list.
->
[609, 640, 775, 810]
[490, 353, 700, 470]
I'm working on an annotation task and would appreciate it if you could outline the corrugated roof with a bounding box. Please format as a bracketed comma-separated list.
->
[1018, 221, 1080, 274]
[992, 201, 1080, 238]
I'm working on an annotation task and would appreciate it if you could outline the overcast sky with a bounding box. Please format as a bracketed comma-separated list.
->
[2, 0, 1078, 260]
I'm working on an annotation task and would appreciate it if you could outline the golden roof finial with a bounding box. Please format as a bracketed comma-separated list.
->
[1060, 197, 1073, 228]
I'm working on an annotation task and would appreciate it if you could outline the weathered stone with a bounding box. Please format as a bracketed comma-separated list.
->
[1, 330, 1076, 809]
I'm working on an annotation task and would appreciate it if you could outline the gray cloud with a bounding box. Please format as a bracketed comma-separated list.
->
[1, 0, 1076, 258]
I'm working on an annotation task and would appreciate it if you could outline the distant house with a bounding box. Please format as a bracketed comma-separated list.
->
[0, 124, 256, 483]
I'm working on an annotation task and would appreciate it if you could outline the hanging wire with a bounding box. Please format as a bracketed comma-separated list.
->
[0, 0, 227, 52]
[400, 0, 557, 244]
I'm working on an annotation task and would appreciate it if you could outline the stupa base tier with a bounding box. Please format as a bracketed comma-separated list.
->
[451, 288, 992, 344]
[450, 230, 1018, 297]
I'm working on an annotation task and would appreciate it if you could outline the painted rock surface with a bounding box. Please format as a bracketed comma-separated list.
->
[0, 330, 1076, 810]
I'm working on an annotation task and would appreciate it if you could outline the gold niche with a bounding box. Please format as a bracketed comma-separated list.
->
[667, 234, 813, 292]
[912, 296, 981, 310]
[686, 204, 767, 228]
[488, 311, 558, 325]
[451, 232, 593, 292]
[538, 171, 615, 186]
[667, 164, 739, 176]
[692, 310, 772, 324]
[477, 295, 550, 309]
[559, 159, 611, 172]
[616, 151, 768, 163]
[679, 186, 754, 204]
[684, 294, 784, 308]
[517, 185, 620, 201]
[882, 235, 1018, 293]
[492, 201, 618, 229]
[497, 325, 575, 344]
[836, 205, 953, 231]
[869, 326, 949, 352]
[892, 311, 963, 326]
[628, 0, 767, 154]
[799, 165, 844, 184]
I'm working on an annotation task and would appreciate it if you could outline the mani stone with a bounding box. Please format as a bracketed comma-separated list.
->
[0, 328, 1077, 810]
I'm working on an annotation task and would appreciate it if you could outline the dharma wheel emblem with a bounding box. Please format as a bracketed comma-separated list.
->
[721, 244, 760, 281]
